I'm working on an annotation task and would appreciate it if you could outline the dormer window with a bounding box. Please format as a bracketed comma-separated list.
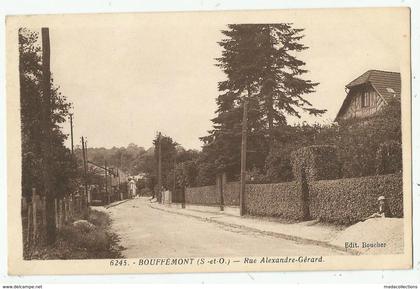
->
[361, 90, 371, 107]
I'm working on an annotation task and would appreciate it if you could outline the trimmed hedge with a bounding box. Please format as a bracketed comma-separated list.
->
[223, 182, 240, 206]
[375, 141, 402, 175]
[291, 145, 341, 181]
[245, 182, 304, 220]
[309, 173, 403, 224]
[185, 185, 219, 205]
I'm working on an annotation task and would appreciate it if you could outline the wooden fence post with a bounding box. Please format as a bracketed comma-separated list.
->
[22, 197, 28, 213]
[54, 199, 58, 229]
[42, 196, 47, 227]
[65, 197, 69, 224]
[70, 195, 73, 219]
[59, 199, 63, 228]
[217, 175, 223, 211]
[32, 188, 38, 240]
[27, 204, 32, 247]
[62, 197, 66, 224]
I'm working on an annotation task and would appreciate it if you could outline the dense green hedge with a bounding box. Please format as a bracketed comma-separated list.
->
[291, 145, 341, 181]
[223, 182, 240, 206]
[309, 173, 403, 224]
[375, 141, 402, 175]
[185, 185, 219, 205]
[245, 182, 304, 220]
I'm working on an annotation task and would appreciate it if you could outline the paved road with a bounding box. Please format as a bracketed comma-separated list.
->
[101, 197, 344, 258]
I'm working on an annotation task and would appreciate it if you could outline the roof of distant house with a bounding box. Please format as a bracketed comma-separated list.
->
[335, 70, 401, 122]
[346, 70, 401, 99]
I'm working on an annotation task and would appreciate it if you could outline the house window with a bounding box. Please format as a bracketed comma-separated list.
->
[361, 91, 371, 107]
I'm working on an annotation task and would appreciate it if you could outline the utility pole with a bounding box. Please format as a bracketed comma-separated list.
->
[105, 160, 109, 204]
[84, 138, 89, 204]
[239, 97, 249, 216]
[173, 156, 176, 202]
[84, 139, 88, 166]
[81, 136, 88, 203]
[40, 27, 56, 244]
[157, 132, 162, 202]
[69, 113, 74, 155]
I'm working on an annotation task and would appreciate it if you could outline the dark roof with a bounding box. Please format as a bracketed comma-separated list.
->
[335, 70, 401, 121]
[346, 70, 401, 99]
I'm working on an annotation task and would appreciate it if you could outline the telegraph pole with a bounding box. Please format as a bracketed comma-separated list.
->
[84, 138, 89, 204]
[173, 156, 176, 201]
[41, 27, 56, 244]
[81, 136, 88, 203]
[69, 113, 74, 154]
[157, 132, 162, 201]
[84, 139, 88, 165]
[105, 160, 109, 204]
[239, 97, 249, 216]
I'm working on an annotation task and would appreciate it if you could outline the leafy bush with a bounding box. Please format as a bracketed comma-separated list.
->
[59, 225, 109, 253]
[245, 182, 304, 220]
[309, 173, 403, 225]
[291, 145, 341, 181]
[88, 210, 110, 228]
[27, 210, 122, 259]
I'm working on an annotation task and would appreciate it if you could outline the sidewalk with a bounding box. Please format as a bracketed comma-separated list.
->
[105, 198, 132, 209]
[149, 202, 358, 255]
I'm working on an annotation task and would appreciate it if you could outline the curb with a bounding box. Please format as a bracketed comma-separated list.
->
[149, 203, 359, 256]
[105, 198, 132, 209]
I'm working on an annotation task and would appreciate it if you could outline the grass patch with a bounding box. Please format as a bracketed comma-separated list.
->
[26, 209, 124, 260]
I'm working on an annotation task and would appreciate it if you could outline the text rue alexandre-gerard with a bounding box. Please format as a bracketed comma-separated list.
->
[244, 256, 324, 264]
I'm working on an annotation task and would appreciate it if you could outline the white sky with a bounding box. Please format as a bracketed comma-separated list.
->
[41, 9, 408, 150]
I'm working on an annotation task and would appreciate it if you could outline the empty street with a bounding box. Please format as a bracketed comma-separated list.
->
[99, 198, 346, 258]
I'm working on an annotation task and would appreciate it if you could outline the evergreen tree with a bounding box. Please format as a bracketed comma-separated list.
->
[201, 24, 325, 180]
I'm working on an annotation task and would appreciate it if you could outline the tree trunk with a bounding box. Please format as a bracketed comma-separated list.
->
[41, 27, 56, 244]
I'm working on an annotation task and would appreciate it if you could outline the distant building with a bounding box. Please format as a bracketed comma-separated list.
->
[132, 173, 147, 181]
[335, 70, 401, 122]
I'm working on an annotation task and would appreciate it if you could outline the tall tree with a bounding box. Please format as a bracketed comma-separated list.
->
[19, 28, 76, 199]
[153, 134, 178, 190]
[201, 24, 325, 179]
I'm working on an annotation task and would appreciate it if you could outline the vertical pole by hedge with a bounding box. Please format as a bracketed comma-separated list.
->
[300, 167, 311, 221]
[173, 157, 176, 202]
[157, 132, 162, 203]
[217, 174, 224, 211]
[181, 185, 186, 209]
[239, 98, 248, 216]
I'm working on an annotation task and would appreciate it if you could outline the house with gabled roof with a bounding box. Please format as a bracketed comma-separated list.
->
[335, 70, 401, 122]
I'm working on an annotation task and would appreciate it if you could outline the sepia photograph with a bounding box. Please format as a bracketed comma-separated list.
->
[6, 7, 412, 274]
